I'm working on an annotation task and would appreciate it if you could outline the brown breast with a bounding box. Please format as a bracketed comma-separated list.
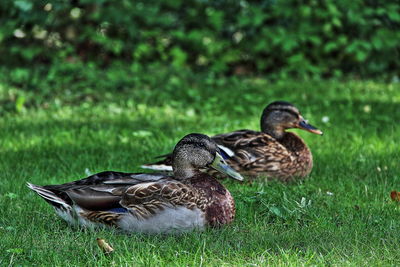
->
[188, 173, 235, 227]
[279, 132, 313, 179]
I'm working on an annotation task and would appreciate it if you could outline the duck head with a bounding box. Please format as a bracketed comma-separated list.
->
[260, 101, 323, 140]
[172, 133, 244, 181]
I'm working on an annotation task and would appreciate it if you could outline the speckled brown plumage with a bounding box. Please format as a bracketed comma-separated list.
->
[211, 130, 313, 182]
[82, 210, 122, 226]
[188, 173, 235, 226]
[143, 101, 322, 182]
[76, 172, 235, 226]
[28, 133, 242, 233]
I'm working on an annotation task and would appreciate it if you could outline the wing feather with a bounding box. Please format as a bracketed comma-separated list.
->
[213, 131, 295, 176]
[120, 181, 202, 219]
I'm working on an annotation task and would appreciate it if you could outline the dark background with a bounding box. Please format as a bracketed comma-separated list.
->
[2, 0, 399, 78]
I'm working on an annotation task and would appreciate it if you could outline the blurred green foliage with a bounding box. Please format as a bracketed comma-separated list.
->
[0, 0, 399, 78]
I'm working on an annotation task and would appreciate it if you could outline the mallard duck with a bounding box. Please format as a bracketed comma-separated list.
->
[142, 101, 322, 182]
[27, 133, 243, 233]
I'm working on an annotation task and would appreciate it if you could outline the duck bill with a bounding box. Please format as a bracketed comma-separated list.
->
[211, 152, 244, 181]
[298, 119, 323, 135]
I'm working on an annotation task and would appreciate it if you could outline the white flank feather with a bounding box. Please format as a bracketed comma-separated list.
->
[118, 206, 205, 233]
[217, 145, 235, 157]
[140, 164, 173, 172]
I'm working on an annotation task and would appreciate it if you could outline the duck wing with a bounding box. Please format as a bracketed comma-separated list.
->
[211, 131, 295, 175]
[211, 130, 277, 157]
[225, 134, 295, 176]
[212, 129, 261, 148]
[56, 171, 201, 220]
[117, 180, 202, 219]
[34, 171, 170, 211]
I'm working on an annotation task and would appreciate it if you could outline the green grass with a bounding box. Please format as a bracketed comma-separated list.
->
[1, 76, 400, 266]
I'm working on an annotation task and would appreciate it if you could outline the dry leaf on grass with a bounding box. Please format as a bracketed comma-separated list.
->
[96, 238, 114, 254]
[390, 191, 400, 202]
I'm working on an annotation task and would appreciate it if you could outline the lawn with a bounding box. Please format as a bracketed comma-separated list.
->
[1, 76, 399, 266]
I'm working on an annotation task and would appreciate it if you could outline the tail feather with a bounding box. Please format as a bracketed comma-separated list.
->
[27, 182, 71, 210]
